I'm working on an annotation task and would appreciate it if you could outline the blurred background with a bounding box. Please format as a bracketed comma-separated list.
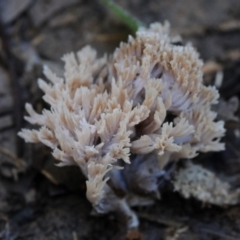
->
[0, 0, 240, 239]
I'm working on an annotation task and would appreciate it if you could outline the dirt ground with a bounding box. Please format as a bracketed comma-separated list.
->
[1, 0, 240, 239]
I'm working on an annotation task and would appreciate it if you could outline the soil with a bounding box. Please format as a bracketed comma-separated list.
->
[0, 0, 240, 239]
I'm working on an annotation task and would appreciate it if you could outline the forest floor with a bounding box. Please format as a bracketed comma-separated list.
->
[1, 0, 240, 239]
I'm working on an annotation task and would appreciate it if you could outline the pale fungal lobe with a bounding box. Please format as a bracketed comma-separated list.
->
[174, 161, 240, 205]
[19, 22, 225, 227]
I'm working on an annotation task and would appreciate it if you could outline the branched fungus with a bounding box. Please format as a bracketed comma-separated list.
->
[19, 22, 225, 228]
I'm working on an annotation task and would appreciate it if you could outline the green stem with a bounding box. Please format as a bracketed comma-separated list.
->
[100, 0, 143, 32]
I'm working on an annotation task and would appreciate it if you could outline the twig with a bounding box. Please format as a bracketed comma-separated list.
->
[72, 231, 78, 240]
[138, 212, 184, 228]
[41, 170, 59, 185]
[139, 213, 240, 240]
[165, 226, 188, 240]
[196, 226, 240, 240]
[0, 145, 27, 170]
[99, 0, 143, 32]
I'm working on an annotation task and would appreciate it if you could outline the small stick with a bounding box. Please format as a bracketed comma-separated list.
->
[196, 226, 240, 240]
[138, 212, 184, 228]
[72, 231, 78, 240]
[0, 145, 27, 170]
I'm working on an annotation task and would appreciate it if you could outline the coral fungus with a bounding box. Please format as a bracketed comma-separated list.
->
[19, 22, 225, 227]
